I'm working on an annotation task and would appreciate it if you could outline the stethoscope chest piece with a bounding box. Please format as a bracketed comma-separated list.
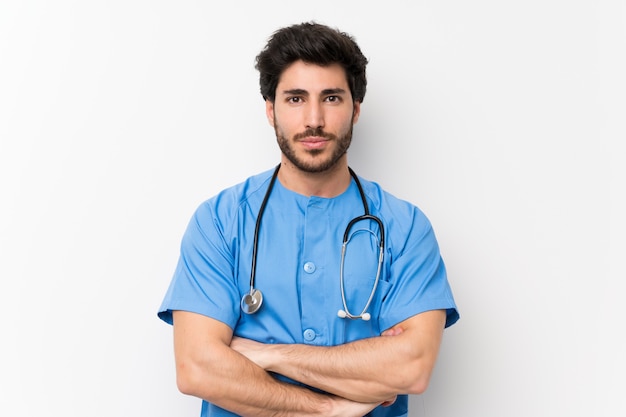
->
[241, 289, 263, 314]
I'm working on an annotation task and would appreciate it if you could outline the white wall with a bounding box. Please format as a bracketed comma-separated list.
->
[1, 1, 624, 416]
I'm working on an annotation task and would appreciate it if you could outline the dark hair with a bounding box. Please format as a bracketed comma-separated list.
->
[255, 22, 368, 103]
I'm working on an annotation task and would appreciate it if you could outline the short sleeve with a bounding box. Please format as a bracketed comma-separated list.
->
[378, 207, 459, 331]
[158, 201, 241, 329]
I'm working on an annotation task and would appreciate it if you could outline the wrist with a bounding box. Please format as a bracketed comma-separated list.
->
[319, 395, 336, 417]
[263, 343, 283, 372]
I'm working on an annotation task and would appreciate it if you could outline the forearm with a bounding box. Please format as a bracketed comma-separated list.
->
[173, 311, 380, 417]
[263, 335, 418, 402]
[178, 343, 386, 417]
[232, 311, 446, 403]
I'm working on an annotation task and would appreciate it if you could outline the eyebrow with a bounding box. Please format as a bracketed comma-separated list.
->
[281, 88, 348, 96]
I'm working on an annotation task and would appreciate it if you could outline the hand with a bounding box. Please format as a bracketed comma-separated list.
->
[328, 395, 383, 417]
[380, 396, 397, 407]
[230, 336, 271, 369]
[381, 325, 404, 337]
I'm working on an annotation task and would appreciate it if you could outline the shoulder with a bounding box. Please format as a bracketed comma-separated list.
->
[357, 176, 431, 226]
[356, 175, 436, 248]
[189, 168, 276, 235]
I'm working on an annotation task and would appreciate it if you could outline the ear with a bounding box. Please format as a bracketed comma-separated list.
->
[265, 100, 275, 127]
[352, 101, 361, 124]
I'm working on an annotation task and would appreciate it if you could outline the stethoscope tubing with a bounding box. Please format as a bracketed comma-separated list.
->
[242, 164, 385, 320]
[339, 226, 385, 320]
[248, 164, 280, 294]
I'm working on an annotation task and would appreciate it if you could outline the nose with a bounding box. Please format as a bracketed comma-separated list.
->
[305, 101, 325, 129]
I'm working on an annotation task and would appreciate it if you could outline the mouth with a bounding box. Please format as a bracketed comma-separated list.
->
[299, 136, 329, 149]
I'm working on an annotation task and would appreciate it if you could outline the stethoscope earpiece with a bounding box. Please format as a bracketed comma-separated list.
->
[337, 309, 371, 321]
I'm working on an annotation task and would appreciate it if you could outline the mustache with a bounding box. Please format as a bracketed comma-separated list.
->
[293, 128, 337, 141]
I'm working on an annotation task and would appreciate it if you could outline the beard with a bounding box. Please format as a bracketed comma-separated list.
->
[274, 122, 354, 174]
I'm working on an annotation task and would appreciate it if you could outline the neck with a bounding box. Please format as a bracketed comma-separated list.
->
[277, 157, 351, 198]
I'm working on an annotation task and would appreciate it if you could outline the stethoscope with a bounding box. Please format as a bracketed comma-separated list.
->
[241, 164, 385, 321]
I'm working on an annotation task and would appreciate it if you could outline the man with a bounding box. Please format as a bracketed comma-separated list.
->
[158, 22, 459, 417]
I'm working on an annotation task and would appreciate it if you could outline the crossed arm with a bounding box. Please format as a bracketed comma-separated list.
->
[230, 310, 446, 403]
[172, 309, 446, 416]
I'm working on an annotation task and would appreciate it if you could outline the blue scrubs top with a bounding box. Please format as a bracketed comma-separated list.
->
[158, 167, 459, 417]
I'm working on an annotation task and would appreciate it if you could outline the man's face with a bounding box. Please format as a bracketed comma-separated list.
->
[266, 60, 361, 173]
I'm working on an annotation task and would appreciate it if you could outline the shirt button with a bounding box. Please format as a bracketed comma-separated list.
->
[303, 262, 316, 274]
[303, 329, 316, 341]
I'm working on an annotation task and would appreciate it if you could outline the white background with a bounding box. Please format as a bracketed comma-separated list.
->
[1, 1, 624, 416]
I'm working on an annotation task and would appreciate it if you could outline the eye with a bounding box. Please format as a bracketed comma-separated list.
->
[287, 96, 303, 104]
[325, 95, 341, 103]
